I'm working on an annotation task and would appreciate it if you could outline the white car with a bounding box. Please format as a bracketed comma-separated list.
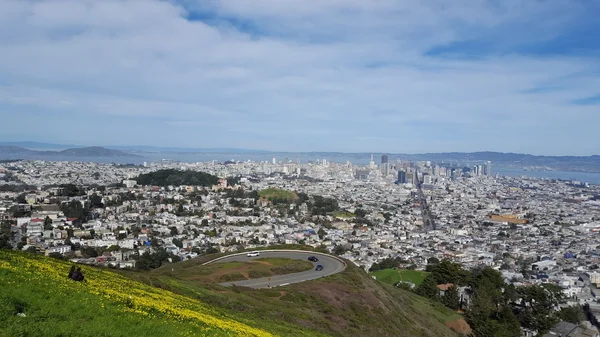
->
[246, 251, 260, 257]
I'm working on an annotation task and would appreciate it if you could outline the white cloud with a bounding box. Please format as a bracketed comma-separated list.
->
[0, 0, 598, 154]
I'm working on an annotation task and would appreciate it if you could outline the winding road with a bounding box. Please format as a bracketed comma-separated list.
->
[202, 250, 346, 289]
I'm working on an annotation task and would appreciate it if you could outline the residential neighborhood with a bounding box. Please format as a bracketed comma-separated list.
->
[2, 158, 600, 336]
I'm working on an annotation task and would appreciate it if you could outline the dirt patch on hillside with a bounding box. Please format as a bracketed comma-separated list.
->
[305, 283, 386, 311]
[445, 318, 472, 335]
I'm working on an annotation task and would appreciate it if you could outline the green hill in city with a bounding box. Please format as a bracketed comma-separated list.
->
[1, 250, 461, 337]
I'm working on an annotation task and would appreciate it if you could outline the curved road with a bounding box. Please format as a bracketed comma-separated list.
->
[203, 251, 346, 289]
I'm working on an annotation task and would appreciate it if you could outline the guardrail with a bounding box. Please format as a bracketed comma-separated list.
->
[201, 249, 347, 271]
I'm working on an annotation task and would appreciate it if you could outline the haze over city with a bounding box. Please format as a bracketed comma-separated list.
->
[1, 0, 599, 155]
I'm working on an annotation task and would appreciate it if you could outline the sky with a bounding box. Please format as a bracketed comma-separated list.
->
[0, 0, 599, 155]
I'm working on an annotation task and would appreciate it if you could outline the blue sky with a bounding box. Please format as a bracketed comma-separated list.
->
[0, 0, 599, 155]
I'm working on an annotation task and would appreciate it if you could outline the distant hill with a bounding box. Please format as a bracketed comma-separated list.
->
[0, 146, 140, 158]
[0, 146, 37, 155]
[110, 145, 271, 154]
[0, 141, 269, 154]
[57, 146, 138, 157]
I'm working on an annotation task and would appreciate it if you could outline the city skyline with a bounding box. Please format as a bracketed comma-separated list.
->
[1, 1, 599, 155]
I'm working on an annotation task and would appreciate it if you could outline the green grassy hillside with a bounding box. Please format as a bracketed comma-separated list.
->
[1, 250, 462, 337]
[371, 268, 431, 286]
[171, 258, 313, 283]
[258, 188, 297, 202]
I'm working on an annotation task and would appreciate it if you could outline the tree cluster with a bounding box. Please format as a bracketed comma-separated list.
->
[135, 169, 219, 187]
[56, 184, 86, 197]
[0, 220, 14, 250]
[135, 249, 180, 270]
[412, 261, 575, 337]
[310, 195, 339, 215]
[60, 200, 90, 221]
[0, 184, 36, 192]
[369, 257, 407, 272]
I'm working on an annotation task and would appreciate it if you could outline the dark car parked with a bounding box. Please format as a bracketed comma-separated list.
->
[308, 256, 319, 262]
[315, 265, 323, 271]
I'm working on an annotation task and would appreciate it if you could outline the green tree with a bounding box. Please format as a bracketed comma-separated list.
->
[333, 245, 346, 256]
[317, 228, 326, 240]
[60, 200, 89, 221]
[516, 284, 561, 334]
[441, 285, 460, 310]
[427, 257, 440, 265]
[106, 245, 121, 252]
[90, 193, 104, 208]
[16, 193, 27, 204]
[44, 216, 53, 230]
[83, 246, 98, 258]
[465, 267, 521, 337]
[354, 208, 367, 218]
[415, 275, 439, 300]
[172, 238, 183, 248]
[559, 306, 585, 324]
[431, 260, 469, 286]
[205, 246, 218, 254]
[495, 306, 522, 337]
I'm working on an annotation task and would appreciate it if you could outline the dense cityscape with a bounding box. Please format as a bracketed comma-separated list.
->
[2, 155, 600, 336]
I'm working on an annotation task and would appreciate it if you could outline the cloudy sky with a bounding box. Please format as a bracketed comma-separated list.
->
[1, 0, 599, 155]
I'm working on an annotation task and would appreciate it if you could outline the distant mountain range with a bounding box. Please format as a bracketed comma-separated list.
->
[0, 146, 139, 158]
[1, 141, 600, 172]
[0, 142, 268, 154]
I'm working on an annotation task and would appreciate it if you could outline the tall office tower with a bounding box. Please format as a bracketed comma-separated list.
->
[478, 165, 484, 176]
[485, 161, 492, 176]
[423, 174, 433, 185]
[355, 169, 370, 180]
[381, 154, 388, 164]
[322, 159, 328, 167]
[369, 154, 375, 169]
[397, 170, 407, 184]
[473, 165, 479, 176]
[381, 162, 390, 176]
[450, 168, 457, 180]
[439, 167, 447, 177]
[272, 158, 277, 165]
[432, 165, 438, 177]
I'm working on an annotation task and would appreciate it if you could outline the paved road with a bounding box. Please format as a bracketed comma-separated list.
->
[416, 178, 436, 231]
[204, 251, 346, 289]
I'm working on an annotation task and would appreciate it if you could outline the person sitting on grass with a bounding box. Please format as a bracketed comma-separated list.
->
[68, 265, 76, 279]
[70, 267, 85, 282]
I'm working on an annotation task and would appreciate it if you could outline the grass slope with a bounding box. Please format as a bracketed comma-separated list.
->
[1, 249, 461, 337]
[143, 251, 460, 337]
[167, 258, 313, 283]
[372, 269, 431, 286]
[258, 188, 297, 201]
[0, 251, 319, 337]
